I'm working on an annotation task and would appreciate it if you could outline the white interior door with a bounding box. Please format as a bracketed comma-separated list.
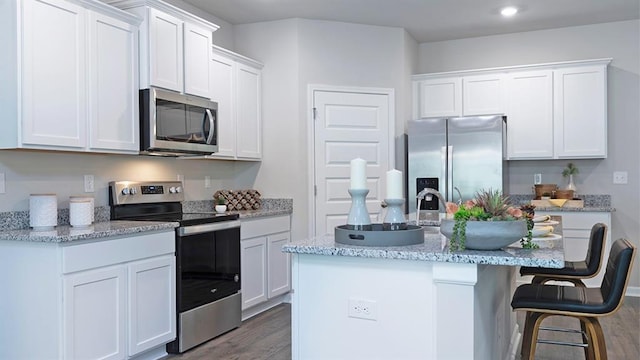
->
[312, 87, 394, 236]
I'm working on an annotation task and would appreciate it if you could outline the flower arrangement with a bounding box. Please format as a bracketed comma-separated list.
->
[445, 189, 537, 250]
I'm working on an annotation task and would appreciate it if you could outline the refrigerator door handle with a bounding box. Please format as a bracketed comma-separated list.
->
[447, 145, 453, 202]
[440, 145, 447, 204]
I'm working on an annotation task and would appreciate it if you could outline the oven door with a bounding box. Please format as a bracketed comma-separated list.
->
[176, 220, 240, 313]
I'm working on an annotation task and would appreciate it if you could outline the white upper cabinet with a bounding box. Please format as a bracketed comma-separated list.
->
[412, 58, 610, 160]
[553, 64, 608, 158]
[415, 77, 462, 118]
[414, 73, 505, 118]
[205, 46, 263, 161]
[0, 0, 141, 154]
[462, 74, 505, 116]
[236, 62, 262, 160]
[209, 51, 236, 158]
[109, 0, 219, 96]
[506, 70, 554, 159]
[183, 22, 212, 98]
[21, 0, 87, 149]
[148, 8, 183, 92]
[89, 11, 139, 152]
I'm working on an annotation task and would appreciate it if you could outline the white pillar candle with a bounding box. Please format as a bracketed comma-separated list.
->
[386, 169, 403, 199]
[350, 158, 367, 189]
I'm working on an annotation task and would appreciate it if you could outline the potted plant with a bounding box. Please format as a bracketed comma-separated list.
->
[440, 189, 533, 251]
[215, 196, 227, 213]
[562, 162, 579, 192]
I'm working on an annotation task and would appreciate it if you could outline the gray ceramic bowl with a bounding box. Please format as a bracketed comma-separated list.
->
[440, 219, 528, 250]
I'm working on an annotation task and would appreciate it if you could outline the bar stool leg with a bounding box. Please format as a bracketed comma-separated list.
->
[584, 317, 608, 360]
[521, 312, 549, 360]
[580, 318, 596, 360]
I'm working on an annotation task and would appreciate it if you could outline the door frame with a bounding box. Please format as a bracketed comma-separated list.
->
[307, 84, 396, 238]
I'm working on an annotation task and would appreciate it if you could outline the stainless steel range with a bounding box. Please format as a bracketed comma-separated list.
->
[109, 181, 241, 354]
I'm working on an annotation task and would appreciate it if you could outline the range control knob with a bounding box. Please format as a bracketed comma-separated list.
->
[169, 186, 177, 194]
[129, 187, 137, 195]
[121, 188, 130, 195]
[175, 186, 182, 193]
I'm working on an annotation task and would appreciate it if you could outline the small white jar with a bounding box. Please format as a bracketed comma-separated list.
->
[69, 198, 93, 228]
[29, 194, 58, 230]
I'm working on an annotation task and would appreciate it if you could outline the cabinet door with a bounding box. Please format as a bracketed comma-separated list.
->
[553, 65, 607, 158]
[88, 11, 139, 153]
[505, 70, 554, 159]
[183, 22, 212, 97]
[128, 255, 176, 356]
[148, 8, 183, 92]
[268, 232, 291, 298]
[462, 74, 505, 116]
[63, 265, 127, 360]
[417, 77, 462, 118]
[241, 237, 267, 309]
[22, 0, 87, 149]
[235, 63, 262, 159]
[208, 52, 236, 158]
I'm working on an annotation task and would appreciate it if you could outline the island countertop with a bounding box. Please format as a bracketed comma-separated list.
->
[283, 226, 564, 268]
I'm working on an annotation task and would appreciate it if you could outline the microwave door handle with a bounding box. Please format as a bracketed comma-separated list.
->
[204, 109, 215, 145]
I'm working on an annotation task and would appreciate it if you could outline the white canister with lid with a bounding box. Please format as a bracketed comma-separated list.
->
[70, 196, 94, 223]
[29, 194, 58, 230]
[69, 198, 93, 228]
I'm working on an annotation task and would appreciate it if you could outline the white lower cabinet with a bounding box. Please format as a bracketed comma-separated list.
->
[64, 265, 128, 360]
[0, 230, 176, 359]
[240, 215, 291, 314]
[537, 211, 612, 287]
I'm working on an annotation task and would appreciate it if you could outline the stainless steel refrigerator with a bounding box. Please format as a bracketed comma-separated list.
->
[406, 115, 507, 215]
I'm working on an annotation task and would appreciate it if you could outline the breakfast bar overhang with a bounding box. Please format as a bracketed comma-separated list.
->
[283, 227, 564, 360]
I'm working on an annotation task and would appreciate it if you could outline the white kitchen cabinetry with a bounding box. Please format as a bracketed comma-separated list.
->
[536, 211, 612, 287]
[505, 70, 554, 159]
[553, 64, 608, 158]
[89, 11, 139, 152]
[109, 0, 218, 97]
[205, 46, 264, 160]
[412, 58, 610, 160]
[413, 73, 504, 118]
[0, 0, 140, 154]
[240, 215, 291, 317]
[0, 230, 176, 360]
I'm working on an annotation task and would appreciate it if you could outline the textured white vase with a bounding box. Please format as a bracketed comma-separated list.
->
[29, 194, 58, 230]
[215, 205, 227, 213]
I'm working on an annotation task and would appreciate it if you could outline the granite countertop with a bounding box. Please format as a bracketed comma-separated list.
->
[0, 221, 179, 243]
[0, 198, 293, 243]
[283, 225, 564, 268]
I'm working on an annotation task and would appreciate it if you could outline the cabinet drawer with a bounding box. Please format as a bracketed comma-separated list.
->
[62, 231, 175, 274]
[241, 216, 290, 239]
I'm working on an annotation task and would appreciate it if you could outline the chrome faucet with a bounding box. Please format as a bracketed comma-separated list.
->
[453, 186, 463, 205]
[416, 187, 448, 212]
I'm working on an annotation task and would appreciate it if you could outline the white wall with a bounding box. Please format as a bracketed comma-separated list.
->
[0, 151, 258, 210]
[418, 20, 640, 289]
[234, 19, 417, 241]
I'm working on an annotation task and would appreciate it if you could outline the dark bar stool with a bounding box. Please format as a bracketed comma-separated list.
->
[511, 238, 636, 360]
[520, 223, 607, 287]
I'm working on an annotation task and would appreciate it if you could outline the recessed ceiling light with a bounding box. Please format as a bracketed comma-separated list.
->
[500, 6, 518, 17]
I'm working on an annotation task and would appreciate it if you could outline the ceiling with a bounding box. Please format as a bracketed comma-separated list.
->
[182, 0, 639, 43]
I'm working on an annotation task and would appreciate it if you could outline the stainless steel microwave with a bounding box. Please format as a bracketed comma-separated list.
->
[140, 88, 218, 156]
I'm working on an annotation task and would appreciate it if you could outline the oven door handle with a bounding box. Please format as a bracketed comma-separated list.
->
[178, 220, 241, 236]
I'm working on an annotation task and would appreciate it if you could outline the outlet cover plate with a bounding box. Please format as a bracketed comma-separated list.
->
[613, 171, 628, 184]
[348, 298, 378, 320]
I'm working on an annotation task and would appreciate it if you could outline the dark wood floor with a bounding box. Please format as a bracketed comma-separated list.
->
[166, 297, 639, 360]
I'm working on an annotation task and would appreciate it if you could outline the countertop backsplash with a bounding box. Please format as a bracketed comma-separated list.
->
[0, 198, 293, 231]
[509, 194, 611, 208]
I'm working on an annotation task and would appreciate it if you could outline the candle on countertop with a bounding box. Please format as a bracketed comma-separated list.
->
[350, 158, 367, 189]
[386, 169, 403, 199]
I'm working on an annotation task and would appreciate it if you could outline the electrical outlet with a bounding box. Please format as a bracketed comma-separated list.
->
[348, 298, 378, 320]
[613, 171, 628, 184]
[84, 175, 94, 193]
[205, 176, 211, 188]
[534, 173, 542, 185]
[177, 174, 184, 182]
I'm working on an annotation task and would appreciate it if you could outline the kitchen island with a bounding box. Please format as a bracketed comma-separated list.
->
[282, 225, 564, 360]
